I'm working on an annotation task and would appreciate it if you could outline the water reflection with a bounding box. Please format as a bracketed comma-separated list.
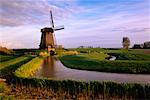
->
[36, 57, 55, 77]
[35, 56, 150, 84]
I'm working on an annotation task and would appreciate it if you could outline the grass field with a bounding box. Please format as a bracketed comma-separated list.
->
[15, 57, 44, 78]
[60, 55, 150, 74]
[0, 48, 150, 99]
[0, 56, 30, 70]
[108, 52, 150, 60]
[79, 52, 109, 60]
[70, 48, 150, 54]
[60, 48, 150, 74]
[70, 48, 150, 60]
[0, 56, 34, 77]
[0, 55, 17, 62]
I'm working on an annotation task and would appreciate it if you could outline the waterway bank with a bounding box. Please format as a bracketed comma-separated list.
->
[35, 56, 150, 84]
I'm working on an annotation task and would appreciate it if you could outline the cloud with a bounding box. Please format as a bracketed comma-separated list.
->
[0, 0, 82, 27]
[55, 0, 150, 48]
[0, 0, 149, 48]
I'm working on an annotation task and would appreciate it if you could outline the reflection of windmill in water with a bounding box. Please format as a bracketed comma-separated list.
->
[39, 11, 64, 55]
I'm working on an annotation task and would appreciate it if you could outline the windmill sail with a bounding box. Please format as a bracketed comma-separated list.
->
[40, 10, 64, 51]
[50, 10, 54, 28]
[54, 25, 64, 31]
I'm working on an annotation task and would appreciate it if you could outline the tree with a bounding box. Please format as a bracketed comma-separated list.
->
[122, 37, 130, 50]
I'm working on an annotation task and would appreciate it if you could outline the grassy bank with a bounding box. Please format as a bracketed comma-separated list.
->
[11, 54, 150, 99]
[10, 77, 150, 99]
[0, 56, 34, 77]
[2, 48, 148, 99]
[15, 57, 44, 78]
[60, 55, 150, 74]
[0, 55, 18, 62]
[0, 56, 30, 70]
[70, 48, 150, 60]
[108, 52, 150, 60]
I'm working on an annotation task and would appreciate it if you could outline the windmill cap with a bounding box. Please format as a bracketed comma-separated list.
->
[41, 27, 54, 33]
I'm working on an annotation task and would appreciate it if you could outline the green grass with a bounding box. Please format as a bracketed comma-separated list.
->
[109, 53, 150, 60]
[70, 48, 150, 60]
[130, 49, 150, 54]
[11, 49, 150, 99]
[60, 55, 150, 74]
[13, 49, 41, 55]
[70, 48, 105, 53]
[79, 52, 109, 60]
[0, 55, 17, 62]
[0, 56, 34, 77]
[15, 57, 44, 78]
[71, 48, 150, 54]
[0, 56, 30, 70]
[59, 48, 150, 73]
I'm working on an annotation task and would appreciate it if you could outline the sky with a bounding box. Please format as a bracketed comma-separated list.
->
[0, 0, 150, 48]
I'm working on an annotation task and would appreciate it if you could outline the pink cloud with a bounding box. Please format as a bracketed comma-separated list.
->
[0, 0, 149, 48]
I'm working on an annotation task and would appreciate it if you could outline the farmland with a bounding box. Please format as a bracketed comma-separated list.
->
[0, 55, 34, 77]
[0, 56, 31, 70]
[0, 48, 150, 99]
[60, 48, 150, 74]
[0, 55, 17, 62]
[1, 0, 150, 99]
[15, 57, 44, 78]
[60, 55, 150, 74]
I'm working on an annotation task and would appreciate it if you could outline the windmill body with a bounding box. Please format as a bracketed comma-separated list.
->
[39, 27, 55, 49]
[39, 11, 64, 54]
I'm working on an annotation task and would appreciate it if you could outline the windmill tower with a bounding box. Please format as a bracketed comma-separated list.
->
[39, 11, 64, 54]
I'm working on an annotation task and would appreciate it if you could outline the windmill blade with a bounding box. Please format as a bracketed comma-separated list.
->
[54, 25, 64, 31]
[53, 33, 57, 48]
[50, 10, 54, 28]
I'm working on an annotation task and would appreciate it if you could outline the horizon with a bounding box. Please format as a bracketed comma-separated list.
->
[0, 0, 150, 49]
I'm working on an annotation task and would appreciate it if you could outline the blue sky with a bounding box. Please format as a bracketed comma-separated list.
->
[0, 0, 150, 48]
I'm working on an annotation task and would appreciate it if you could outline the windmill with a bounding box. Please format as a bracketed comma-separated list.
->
[39, 10, 64, 55]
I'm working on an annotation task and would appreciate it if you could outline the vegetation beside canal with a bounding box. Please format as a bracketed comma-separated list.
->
[0, 55, 18, 62]
[60, 55, 150, 74]
[3, 78, 149, 99]
[108, 52, 150, 60]
[15, 57, 44, 78]
[0, 56, 34, 77]
[0, 56, 32, 70]
[1, 48, 150, 99]
[55, 49, 79, 58]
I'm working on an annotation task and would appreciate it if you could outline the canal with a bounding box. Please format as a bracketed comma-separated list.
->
[35, 56, 150, 84]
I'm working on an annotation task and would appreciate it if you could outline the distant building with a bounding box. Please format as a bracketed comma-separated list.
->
[78, 46, 84, 48]
[144, 41, 150, 48]
[132, 41, 150, 49]
[132, 44, 144, 49]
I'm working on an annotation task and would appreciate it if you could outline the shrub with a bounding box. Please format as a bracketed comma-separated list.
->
[12, 77, 150, 99]
[0, 82, 9, 93]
